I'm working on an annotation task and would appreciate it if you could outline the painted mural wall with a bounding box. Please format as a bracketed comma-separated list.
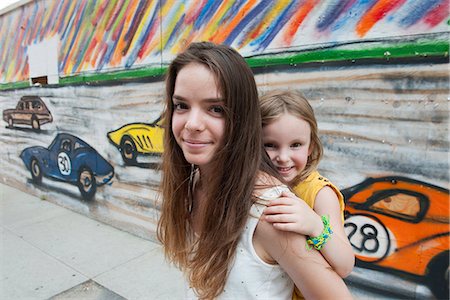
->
[0, 1, 449, 299]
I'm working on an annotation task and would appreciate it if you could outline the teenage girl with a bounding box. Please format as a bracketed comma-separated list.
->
[158, 44, 352, 299]
[260, 90, 355, 299]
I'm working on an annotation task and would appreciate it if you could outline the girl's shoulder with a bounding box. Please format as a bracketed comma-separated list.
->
[254, 172, 289, 205]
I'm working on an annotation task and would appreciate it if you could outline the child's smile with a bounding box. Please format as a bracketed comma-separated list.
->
[262, 113, 312, 183]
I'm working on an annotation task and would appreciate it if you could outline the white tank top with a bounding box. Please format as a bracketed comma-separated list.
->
[185, 185, 294, 299]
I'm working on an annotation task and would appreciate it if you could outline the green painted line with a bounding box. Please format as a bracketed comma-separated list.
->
[245, 41, 449, 68]
[0, 81, 29, 90]
[59, 66, 167, 85]
[1, 41, 448, 91]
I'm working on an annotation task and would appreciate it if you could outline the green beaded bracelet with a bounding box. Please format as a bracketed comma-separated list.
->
[306, 215, 333, 250]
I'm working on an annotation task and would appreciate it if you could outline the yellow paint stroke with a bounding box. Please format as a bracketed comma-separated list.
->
[211, 0, 258, 44]
[145, 0, 184, 54]
[170, 23, 194, 54]
[84, 0, 123, 69]
[197, 0, 234, 42]
[161, 2, 185, 52]
[239, 0, 291, 49]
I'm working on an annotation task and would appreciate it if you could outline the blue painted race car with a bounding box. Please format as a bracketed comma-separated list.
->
[20, 133, 114, 200]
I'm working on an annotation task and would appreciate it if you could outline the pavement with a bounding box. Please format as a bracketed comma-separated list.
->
[0, 183, 184, 300]
[1, 183, 436, 300]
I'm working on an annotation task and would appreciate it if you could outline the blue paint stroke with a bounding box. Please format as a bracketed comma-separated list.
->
[60, 1, 88, 73]
[57, 1, 72, 34]
[399, 0, 442, 27]
[125, 1, 161, 68]
[60, 1, 81, 42]
[193, 0, 223, 31]
[43, 1, 62, 36]
[317, 0, 352, 31]
[164, 14, 186, 52]
[72, 28, 95, 73]
[236, 2, 272, 48]
[224, 0, 271, 46]
[223, 0, 246, 24]
[252, 0, 299, 51]
[331, 0, 376, 32]
[124, 0, 147, 42]
[34, 4, 48, 43]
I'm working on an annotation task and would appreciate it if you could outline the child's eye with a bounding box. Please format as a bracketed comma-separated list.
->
[209, 105, 224, 115]
[291, 143, 302, 148]
[264, 143, 276, 149]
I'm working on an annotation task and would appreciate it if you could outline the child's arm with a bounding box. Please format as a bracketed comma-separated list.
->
[255, 215, 353, 299]
[263, 189, 355, 277]
[313, 186, 355, 277]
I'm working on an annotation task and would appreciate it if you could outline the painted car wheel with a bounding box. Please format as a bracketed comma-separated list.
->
[426, 251, 449, 299]
[344, 214, 393, 263]
[31, 116, 40, 130]
[120, 136, 137, 164]
[77, 167, 96, 200]
[30, 158, 42, 184]
[8, 117, 13, 128]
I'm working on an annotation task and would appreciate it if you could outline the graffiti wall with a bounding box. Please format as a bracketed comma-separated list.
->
[0, 0, 448, 299]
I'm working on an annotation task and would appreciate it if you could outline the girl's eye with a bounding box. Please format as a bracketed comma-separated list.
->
[174, 102, 188, 110]
[291, 143, 302, 148]
[264, 143, 276, 149]
[210, 105, 224, 115]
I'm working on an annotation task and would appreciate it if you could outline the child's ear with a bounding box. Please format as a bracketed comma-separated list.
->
[308, 144, 313, 156]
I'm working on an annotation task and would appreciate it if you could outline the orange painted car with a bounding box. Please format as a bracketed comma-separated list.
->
[342, 176, 449, 299]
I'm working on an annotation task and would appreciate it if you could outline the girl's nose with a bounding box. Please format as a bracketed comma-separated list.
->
[185, 110, 204, 132]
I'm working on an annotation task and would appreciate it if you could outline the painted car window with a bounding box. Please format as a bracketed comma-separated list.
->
[61, 139, 72, 152]
[31, 101, 42, 110]
[18, 101, 25, 110]
[370, 193, 421, 219]
[74, 141, 84, 150]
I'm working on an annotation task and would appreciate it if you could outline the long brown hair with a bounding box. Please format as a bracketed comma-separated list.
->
[260, 90, 323, 185]
[157, 42, 278, 299]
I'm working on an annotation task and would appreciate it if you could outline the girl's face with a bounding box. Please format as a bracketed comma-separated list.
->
[262, 113, 312, 183]
[172, 63, 226, 170]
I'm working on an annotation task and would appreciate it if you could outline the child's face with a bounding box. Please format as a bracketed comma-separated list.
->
[262, 113, 312, 183]
[172, 63, 226, 169]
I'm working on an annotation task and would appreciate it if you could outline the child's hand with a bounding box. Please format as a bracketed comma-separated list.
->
[263, 190, 324, 237]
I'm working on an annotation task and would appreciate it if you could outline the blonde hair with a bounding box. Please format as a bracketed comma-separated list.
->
[260, 90, 323, 185]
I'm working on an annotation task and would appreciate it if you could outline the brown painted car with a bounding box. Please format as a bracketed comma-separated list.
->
[3, 96, 53, 130]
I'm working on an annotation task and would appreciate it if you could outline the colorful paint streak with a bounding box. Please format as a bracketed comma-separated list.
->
[0, 0, 449, 83]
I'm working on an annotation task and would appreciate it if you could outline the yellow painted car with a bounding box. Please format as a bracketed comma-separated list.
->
[107, 117, 164, 165]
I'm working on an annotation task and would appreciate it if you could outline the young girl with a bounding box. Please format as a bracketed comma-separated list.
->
[157, 42, 352, 299]
[260, 90, 355, 299]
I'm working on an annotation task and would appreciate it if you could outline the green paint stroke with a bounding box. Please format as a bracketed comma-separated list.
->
[0, 41, 448, 91]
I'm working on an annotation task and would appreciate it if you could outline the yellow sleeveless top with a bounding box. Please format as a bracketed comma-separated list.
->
[291, 170, 345, 300]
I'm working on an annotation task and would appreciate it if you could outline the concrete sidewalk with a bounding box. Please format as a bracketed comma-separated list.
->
[1, 183, 435, 300]
[0, 184, 184, 300]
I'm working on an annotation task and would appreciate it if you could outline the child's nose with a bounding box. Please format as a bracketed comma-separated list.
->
[276, 149, 289, 162]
